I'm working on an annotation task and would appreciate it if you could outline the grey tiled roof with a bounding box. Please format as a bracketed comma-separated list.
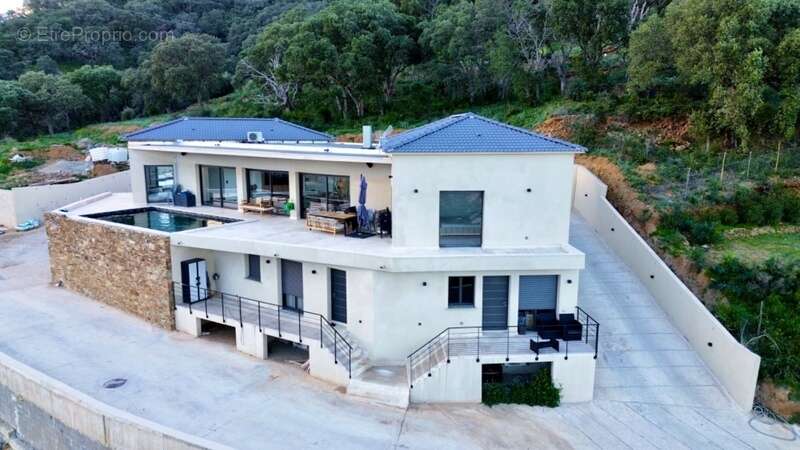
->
[124, 117, 333, 142]
[381, 113, 585, 153]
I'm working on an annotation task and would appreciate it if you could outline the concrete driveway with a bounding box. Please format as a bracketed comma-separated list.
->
[0, 217, 797, 449]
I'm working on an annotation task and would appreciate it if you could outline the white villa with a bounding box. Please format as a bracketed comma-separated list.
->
[66, 114, 600, 407]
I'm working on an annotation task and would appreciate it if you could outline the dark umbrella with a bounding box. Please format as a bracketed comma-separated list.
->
[358, 174, 368, 231]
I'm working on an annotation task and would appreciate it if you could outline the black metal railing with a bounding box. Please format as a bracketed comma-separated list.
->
[406, 306, 599, 388]
[172, 282, 353, 378]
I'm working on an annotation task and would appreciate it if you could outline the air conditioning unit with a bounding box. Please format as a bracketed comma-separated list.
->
[246, 131, 264, 143]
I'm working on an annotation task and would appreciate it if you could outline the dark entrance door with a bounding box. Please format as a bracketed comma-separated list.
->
[281, 260, 303, 311]
[330, 269, 347, 323]
[482, 276, 509, 330]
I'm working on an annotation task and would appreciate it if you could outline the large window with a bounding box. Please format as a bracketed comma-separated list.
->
[200, 165, 237, 208]
[144, 165, 174, 203]
[448, 276, 475, 307]
[439, 191, 483, 247]
[300, 173, 350, 218]
[246, 169, 290, 214]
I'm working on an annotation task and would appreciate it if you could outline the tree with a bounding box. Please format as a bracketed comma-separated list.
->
[67, 65, 125, 121]
[420, 0, 501, 102]
[237, 8, 306, 111]
[242, 0, 416, 118]
[17, 71, 87, 134]
[146, 33, 227, 109]
[0, 80, 36, 137]
[551, 0, 628, 84]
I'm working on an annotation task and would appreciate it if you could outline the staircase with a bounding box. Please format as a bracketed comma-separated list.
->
[173, 282, 409, 407]
[333, 325, 409, 408]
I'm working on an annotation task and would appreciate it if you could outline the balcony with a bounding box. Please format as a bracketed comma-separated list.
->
[406, 307, 599, 388]
[66, 193, 584, 273]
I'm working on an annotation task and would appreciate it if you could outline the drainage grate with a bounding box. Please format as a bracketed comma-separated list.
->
[102, 378, 127, 389]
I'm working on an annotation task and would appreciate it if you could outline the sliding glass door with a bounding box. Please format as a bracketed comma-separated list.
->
[246, 169, 290, 214]
[299, 173, 350, 218]
[200, 165, 237, 208]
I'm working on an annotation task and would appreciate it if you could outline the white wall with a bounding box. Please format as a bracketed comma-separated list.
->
[171, 246, 580, 366]
[573, 164, 760, 411]
[130, 149, 391, 217]
[410, 353, 596, 404]
[0, 189, 14, 228]
[0, 171, 130, 227]
[391, 153, 575, 248]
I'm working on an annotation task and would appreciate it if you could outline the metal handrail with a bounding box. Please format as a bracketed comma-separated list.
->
[172, 282, 354, 378]
[406, 306, 601, 387]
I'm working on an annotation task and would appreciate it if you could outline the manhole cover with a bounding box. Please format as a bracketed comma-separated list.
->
[103, 378, 127, 389]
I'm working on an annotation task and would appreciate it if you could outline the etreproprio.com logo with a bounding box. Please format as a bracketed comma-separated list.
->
[17, 26, 174, 43]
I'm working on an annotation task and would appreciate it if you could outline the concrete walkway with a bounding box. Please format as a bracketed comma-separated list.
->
[0, 219, 797, 449]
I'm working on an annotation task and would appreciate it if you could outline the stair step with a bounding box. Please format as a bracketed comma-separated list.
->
[348, 366, 409, 408]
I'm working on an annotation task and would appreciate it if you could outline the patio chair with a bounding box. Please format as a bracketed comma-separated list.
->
[533, 310, 561, 340]
[559, 313, 583, 341]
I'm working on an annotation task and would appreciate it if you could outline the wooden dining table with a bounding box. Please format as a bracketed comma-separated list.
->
[307, 211, 357, 235]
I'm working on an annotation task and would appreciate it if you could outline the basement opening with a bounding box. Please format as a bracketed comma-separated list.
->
[199, 319, 236, 346]
[267, 336, 309, 365]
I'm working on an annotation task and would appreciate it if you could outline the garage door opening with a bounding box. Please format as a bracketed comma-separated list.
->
[199, 320, 236, 346]
[267, 336, 309, 365]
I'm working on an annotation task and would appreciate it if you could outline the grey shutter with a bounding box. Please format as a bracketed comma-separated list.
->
[281, 260, 303, 297]
[482, 276, 509, 330]
[331, 269, 347, 323]
[518, 275, 558, 310]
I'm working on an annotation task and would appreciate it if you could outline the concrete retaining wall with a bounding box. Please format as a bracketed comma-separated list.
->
[573, 165, 760, 410]
[0, 170, 130, 228]
[0, 351, 230, 450]
[45, 212, 175, 329]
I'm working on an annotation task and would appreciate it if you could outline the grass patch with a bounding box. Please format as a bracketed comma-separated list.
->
[712, 232, 800, 263]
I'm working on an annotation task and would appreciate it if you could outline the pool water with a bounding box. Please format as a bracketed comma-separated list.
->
[85, 208, 236, 232]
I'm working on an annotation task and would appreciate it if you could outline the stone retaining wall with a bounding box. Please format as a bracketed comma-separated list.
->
[45, 212, 174, 329]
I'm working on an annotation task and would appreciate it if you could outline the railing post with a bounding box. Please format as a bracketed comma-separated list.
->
[221, 293, 225, 323]
[204, 293, 209, 318]
[297, 309, 302, 342]
[348, 346, 352, 379]
[446, 329, 451, 363]
[334, 332, 338, 364]
[594, 324, 599, 359]
[506, 327, 510, 362]
[319, 316, 323, 348]
[408, 359, 413, 389]
[257, 301, 262, 332]
[476, 329, 480, 363]
[428, 343, 433, 377]
[565, 338, 569, 360]
[171, 283, 176, 311]
[238, 296, 243, 327]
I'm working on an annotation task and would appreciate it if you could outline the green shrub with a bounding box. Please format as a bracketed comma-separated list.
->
[762, 195, 784, 226]
[708, 257, 800, 385]
[658, 207, 722, 246]
[780, 192, 800, 224]
[482, 368, 560, 408]
[686, 220, 723, 245]
[718, 207, 739, 226]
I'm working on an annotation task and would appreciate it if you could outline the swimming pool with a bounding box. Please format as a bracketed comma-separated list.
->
[84, 207, 238, 232]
